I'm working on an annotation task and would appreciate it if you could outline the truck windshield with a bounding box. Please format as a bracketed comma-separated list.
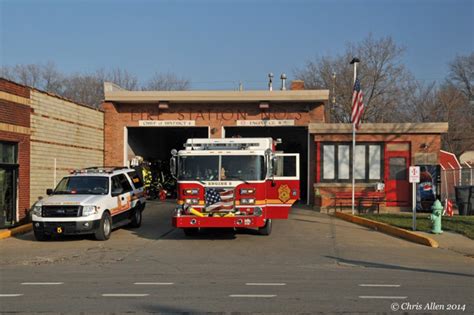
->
[178, 155, 265, 181]
[54, 176, 109, 195]
[221, 155, 265, 181]
[178, 156, 219, 180]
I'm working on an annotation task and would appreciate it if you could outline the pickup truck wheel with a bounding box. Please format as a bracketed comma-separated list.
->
[129, 206, 142, 228]
[34, 230, 49, 241]
[95, 212, 112, 241]
[183, 228, 199, 236]
[258, 219, 272, 236]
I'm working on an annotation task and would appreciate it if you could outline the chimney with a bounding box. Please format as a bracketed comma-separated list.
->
[290, 80, 305, 90]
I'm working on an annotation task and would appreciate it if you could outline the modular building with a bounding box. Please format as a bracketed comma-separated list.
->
[0, 78, 104, 228]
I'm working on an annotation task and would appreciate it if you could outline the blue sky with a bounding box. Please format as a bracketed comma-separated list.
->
[1, 0, 473, 89]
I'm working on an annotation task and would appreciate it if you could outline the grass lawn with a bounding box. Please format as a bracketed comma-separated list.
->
[361, 213, 474, 240]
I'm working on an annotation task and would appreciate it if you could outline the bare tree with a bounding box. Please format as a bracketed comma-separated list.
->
[447, 52, 474, 100]
[143, 72, 190, 91]
[62, 73, 104, 107]
[294, 35, 410, 123]
[40, 62, 64, 94]
[1, 62, 63, 94]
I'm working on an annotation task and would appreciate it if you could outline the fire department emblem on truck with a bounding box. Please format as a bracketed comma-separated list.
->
[278, 184, 291, 203]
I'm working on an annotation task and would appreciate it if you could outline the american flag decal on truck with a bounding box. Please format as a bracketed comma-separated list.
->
[205, 188, 234, 212]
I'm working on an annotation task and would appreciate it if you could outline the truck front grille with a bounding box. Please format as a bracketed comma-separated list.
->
[42, 206, 81, 217]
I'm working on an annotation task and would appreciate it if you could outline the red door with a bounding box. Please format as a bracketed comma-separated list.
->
[265, 153, 300, 219]
[384, 150, 410, 206]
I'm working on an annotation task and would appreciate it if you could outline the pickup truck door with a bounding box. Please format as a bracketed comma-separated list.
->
[265, 153, 300, 219]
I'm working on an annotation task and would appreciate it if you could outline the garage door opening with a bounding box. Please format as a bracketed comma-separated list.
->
[224, 127, 309, 203]
[127, 127, 208, 197]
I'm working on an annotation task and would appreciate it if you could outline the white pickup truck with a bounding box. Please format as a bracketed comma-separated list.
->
[31, 167, 146, 241]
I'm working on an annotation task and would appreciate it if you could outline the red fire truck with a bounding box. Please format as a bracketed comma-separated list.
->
[170, 138, 300, 236]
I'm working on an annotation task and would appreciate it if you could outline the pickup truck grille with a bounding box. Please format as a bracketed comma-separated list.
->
[42, 206, 81, 217]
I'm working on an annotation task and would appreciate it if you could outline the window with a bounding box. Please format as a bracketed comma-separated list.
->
[0, 142, 17, 165]
[54, 176, 109, 195]
[111, 174, 133, 195]
[389, 157, 407, 180]
[321, 143, 383, 182]
[128, 171, 143, 188]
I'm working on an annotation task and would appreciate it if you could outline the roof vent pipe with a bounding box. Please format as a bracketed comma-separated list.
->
[268, 73, 274, 91]
[280, 73, 287, 90]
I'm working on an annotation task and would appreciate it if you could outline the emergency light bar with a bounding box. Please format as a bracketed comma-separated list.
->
[69, 166, 129, 174]
[183, 138, 273, 151]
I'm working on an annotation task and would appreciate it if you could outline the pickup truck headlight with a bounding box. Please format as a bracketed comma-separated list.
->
[32, 205, 42, 217]
[82, 205, 98, 216]
[240, 198, 255, 205]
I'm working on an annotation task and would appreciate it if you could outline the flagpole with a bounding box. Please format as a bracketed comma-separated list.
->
[351, 58, 359, 215]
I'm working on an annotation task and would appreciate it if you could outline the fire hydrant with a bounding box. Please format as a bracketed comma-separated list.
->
[430, 199, 443, 234]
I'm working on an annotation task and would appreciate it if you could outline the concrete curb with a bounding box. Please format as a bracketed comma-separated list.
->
[334, 212, 439, 248]
[0, 223, 33, 240]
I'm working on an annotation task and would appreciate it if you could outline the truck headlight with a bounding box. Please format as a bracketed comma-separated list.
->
[240, 198, 255, 205]
[32, 205, 42, 217]
[184, 188, 200, 195]
[253, 207, 263, 216]
[240, 188, 255, 195]
[82, 206, 98, 216]
[185, 198, 199, 205]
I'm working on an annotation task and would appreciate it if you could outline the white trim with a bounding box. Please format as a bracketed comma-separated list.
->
[221, 126, 225, 138]
[440, 150, 462, 169]
[123, 126, 128, 167]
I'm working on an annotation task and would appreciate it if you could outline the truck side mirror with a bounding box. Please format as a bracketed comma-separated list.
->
[170, 157, 177, 178]
[46, 188, 54, 195]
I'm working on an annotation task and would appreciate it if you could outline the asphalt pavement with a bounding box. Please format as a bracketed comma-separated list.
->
[0, 201, 473, 314]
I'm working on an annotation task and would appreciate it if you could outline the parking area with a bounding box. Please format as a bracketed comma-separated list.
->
[1, 201, 473, 313]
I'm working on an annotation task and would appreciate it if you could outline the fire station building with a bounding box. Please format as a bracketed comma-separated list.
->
[102, 81, 448, 210]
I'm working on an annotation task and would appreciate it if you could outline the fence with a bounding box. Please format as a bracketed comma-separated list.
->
[441, 167, 474, 201]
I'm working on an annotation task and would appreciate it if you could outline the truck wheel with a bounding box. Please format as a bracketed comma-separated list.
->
[258, 219, 272, 236]
[95, 212, 112, 241]
[183, 228, 199, 236]
[129, 206, 142, 228]
[34, 230, 49, 241]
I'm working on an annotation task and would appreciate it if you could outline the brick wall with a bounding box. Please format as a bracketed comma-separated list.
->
[0, 79, 30, 98]
[29, 90, 104, 202]
[313, 133, 442, 211]
[104, 101, 326, 166]
[0, 100, 31, 127]
[0, 79, 31, 224]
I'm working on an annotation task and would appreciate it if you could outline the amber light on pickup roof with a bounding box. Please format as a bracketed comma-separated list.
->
[183, 188, 200, 195]
[240, 188, 255, 195]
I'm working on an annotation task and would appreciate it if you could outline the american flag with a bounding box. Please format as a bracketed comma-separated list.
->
[205, 188, 234, 212]
[351, 77, 364, 130]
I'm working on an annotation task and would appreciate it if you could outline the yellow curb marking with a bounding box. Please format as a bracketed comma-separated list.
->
[334, 212, 439, 248]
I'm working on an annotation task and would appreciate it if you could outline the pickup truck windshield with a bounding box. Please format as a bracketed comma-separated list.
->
[178, 155, 265, 181]
[54, 176, 109, 195]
